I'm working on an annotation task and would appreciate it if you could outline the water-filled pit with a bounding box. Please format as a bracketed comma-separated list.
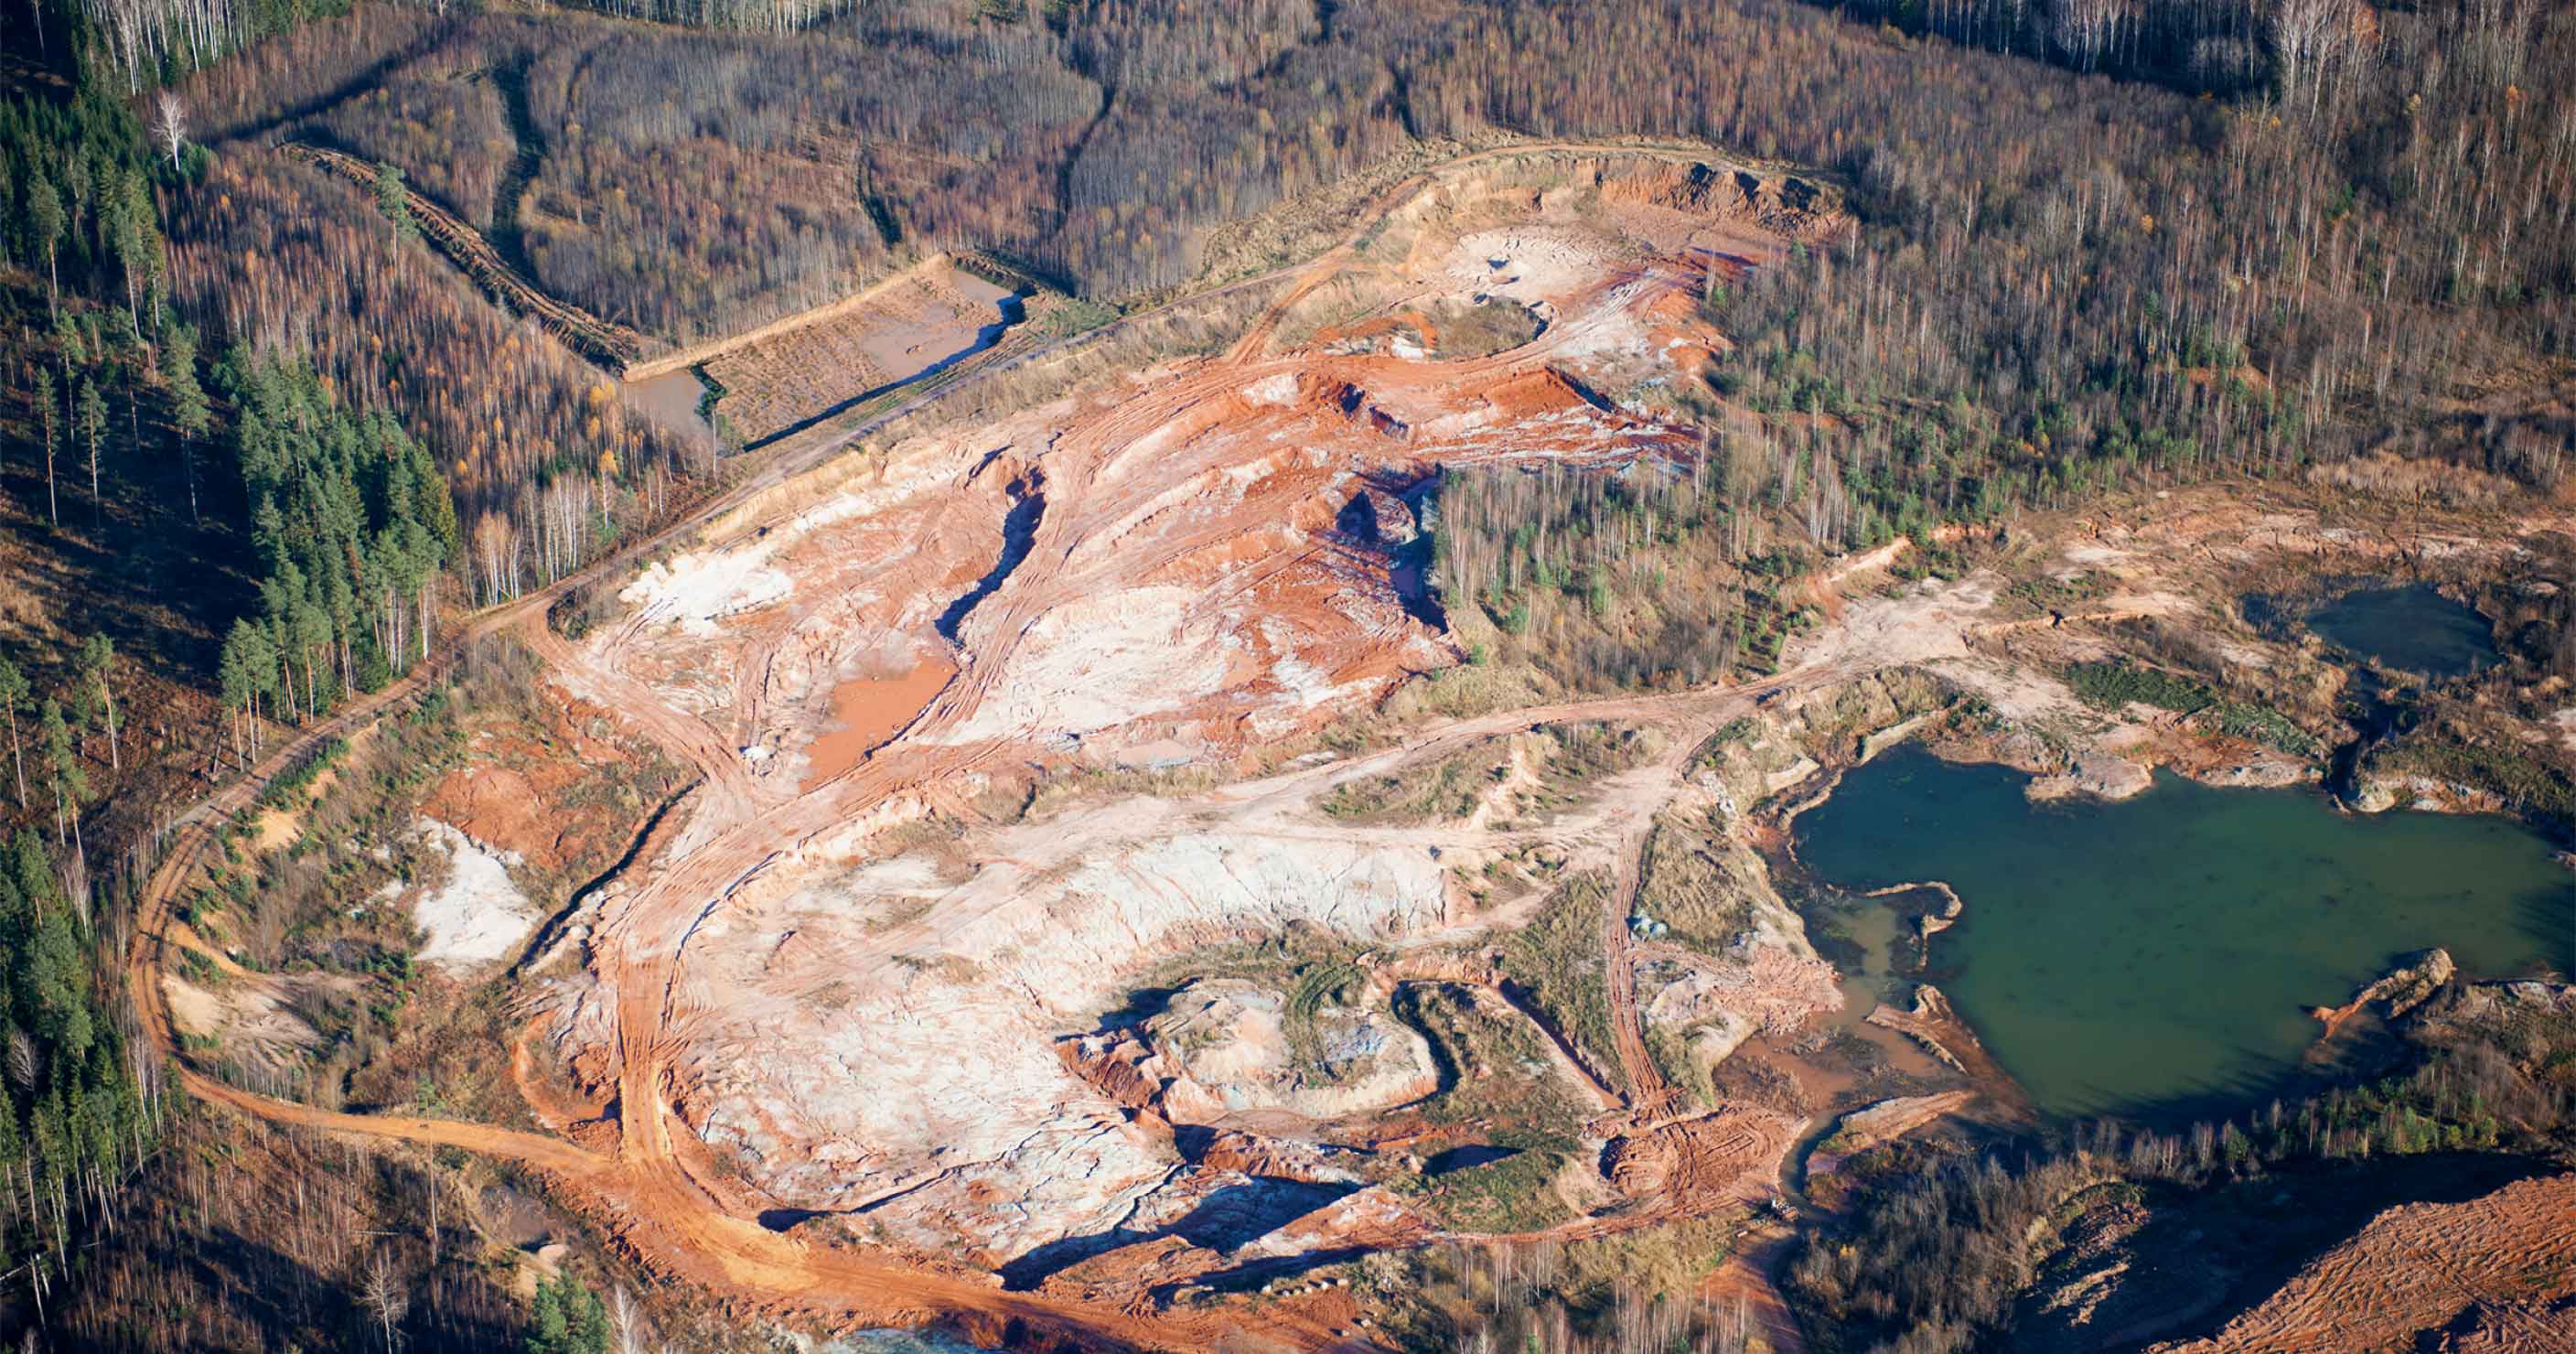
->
[1797, 745, 2568, 1119]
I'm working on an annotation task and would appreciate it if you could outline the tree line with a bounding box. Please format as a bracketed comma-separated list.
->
[1789, 1027, 2567, 1350]
[0, 825, 169, 1328]
[137, 0, 2571, 443]
[84, 0, 2568, 705]
[212, 353, 458, 764]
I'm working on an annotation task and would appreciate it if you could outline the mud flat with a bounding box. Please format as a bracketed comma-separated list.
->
[802, 657, 958, 790]
[1796, 745, 2570, 1118]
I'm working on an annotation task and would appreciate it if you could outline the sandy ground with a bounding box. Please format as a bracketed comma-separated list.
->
[398, 817, 544, 973]
[496, 148, 1873, 1321]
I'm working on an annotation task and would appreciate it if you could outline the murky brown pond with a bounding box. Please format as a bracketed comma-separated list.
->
[803, 658, 958, 790]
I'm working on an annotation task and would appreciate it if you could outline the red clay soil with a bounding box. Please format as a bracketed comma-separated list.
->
[420, 695, 655, 876]
[2150, 1174, 2576, 1354]
[802, 656, 959, 790]
[1700, 1226, 1809, 1354]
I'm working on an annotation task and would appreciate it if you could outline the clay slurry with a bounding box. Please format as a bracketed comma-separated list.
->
[1797, 745, 2568, 1119]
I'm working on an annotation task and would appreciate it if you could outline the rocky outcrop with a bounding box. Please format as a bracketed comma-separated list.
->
[1693, 668, 1954, 813]
[1150, 978, 1439, 1123]
[2351, 773, 2508, 816]
[2405, 978, 2576, 1071]
[2027, 751, 2153, 801]
[1824, 1091, 1974, 1157]
[2309, 948, 2456, 1039]
[2014, 1182, 2232, 1353]
[1863, 985, 2019, 1102]
[1862, 878, 1963, 938]
[1356, 487, 1417, 546]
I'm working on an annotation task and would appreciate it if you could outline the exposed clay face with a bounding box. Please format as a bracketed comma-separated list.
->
[502, 153, 1881, 1321]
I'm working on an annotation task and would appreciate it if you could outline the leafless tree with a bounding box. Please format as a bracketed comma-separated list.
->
[5, 1030, 36, 1095]
[153, 92, 188, 170]
[611, 1284, 649, 1354]
[2271, 0, 2358, 116]
[360, 1249, 409, 1352]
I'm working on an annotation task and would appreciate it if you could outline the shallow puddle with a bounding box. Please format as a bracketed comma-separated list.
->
[623, 366, 715, 437]
[803, 658, 957, 790]
[1796, 746, 2570, 1119]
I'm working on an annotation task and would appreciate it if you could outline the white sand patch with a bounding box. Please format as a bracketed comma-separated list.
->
[1244, 373, 1301, 406]
[681, 822, 1453, 1253]
[937, 586, 1236, 743]
[1449, 230, 1600, 301]
[404, 818, 544, 973]
[2554, 707, 2576, 753]
[1932, 656, 2085, 723]
[620, 546, 792, 636]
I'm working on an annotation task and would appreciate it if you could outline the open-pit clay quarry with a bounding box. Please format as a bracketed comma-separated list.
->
[135, 143, 2576, 1352]
[500, 149, 1873, 1341]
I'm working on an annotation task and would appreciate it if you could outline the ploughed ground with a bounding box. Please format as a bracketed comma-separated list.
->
[134, 143, 2576, 1351]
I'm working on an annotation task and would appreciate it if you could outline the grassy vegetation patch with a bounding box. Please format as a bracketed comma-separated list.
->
[2010, 570, 2112, 614]
[1320, 723, 1658, 826]
[2207, 704, 2320, 757]
[1495, 874, 1623, 1098]
[1690, 716, 1760, 771]
[2067, 660, 2216, 714]
[1542, 721, 1663, 785]
[1634, 811, 1755, 954]
[1423, 298, 1543, 359]
[257, 736, 351, 811]
[2376, 725, 2576, 825]
[1283, 961, 1368, 1085]
[1319, 740, 1505, 823]
[1041, 296, 1119, 338]
[1392, 983, 1580, 1128]
[2068, 660, 2317, 757]
[1392, 1129, 1580, 1232]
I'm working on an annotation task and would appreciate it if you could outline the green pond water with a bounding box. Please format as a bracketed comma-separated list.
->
[1796, 746, 2571, 1119]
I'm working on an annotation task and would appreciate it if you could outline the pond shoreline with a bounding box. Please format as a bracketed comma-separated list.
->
[1778, 736, 2569, 1123]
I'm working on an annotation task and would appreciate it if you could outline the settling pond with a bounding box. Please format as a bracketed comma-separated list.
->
[1797, 745, 2570, 1119]
[2305, 582, 2499, 677]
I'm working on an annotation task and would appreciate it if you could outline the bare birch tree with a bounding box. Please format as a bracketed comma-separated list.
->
[152, 92, 188, 170]
[359, 1249, 409, 1352]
